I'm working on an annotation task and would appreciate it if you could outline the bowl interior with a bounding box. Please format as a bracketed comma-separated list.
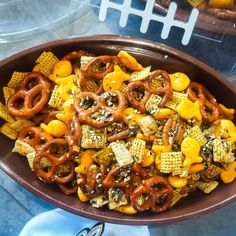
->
[0, 35, 236, 225]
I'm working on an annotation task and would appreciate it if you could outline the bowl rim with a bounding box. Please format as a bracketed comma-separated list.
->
[0, 34, 236, 225]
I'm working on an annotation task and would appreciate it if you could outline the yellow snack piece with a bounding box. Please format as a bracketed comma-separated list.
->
[75, 150, 96, 175]
[115, 205, 137, 214]
[168, 176, 188, 188]
[153, 108, 175, 120]
[152, 144, 172, 158]
[40, 120, 67, 137]
[196, 181, 219, 194]
[0, 123, 18, 140]
[52, 60, 72, 79]
[130, 66, 151, 81]
[77, 187, 89, 202]
[219, 103, 235, 120]
[103, 65, 130, 91]
[176, 99, 202, 121]
[214, 119, 236, 142]
[3, 87, 15, 104]
[208, 0, 234, 9]
[56, 74, 79, 101]
[220, 161, 236, 184]
[32, 64, 41, 72]
[117, 51, 143, 71]
[7, 72, 28, 89]
[187, 0, 205, 8]
[181, 137, 203, 167]
[123, 107, 146, 126]
[189, 163, 205, 174]
[136, 133, 155, 142]
[141, 149, 155, 167]
[170, 72, 190, 92]
[0, 102, 15, 123]
[48, 85, 64, 110]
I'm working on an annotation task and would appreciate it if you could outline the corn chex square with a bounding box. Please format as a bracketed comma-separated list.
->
[3, 87, 15, 104]
[108, 188, 128, 209]
[0, 123, 18, 140]
[165, 92, 188, 110]
[80, 56, 95, 69]
[196, 181, 219, 194]
[48, 85, 64, 110]
[12, 140, 35, 156]
[92, 147, 114, 166]
[212, 138, 235, 163]
[10, 119, 35, 132]
[81, 125, 107, 149]
[0, 102, 15, 123]
[7, 72, 28, 89]
[145, 94, 162, 115]
[36, 51, 59, 76]
[110, 141, 133, 166]
[129, 138, 146, 163]
[160, 152, 183, 175]
[130, 66, 151, 81]
[185, 126, 206, 146]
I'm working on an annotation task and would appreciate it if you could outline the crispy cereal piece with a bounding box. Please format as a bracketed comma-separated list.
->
[204, 164, 221, 179]
[110, 141, 133, 166]
[120, 83, 127, 94]
[9, 119, 35, 132]
[129, 138, 146, 163]
[196, 181, 219, 194]
[90, 194, 109, 208]
[130, 66, 151, 81]
[7, 72, 28, 89]
[185, 125, 206, 146]
[36, 51, 59, 76]
[165, 92, 188, 110]
[108, 188, 128, 209]
[12, 140, 35, 156]
[212, 138, 235, 163]
[145, 94, 162, 115]
[138, 115, 158, 136]
[80, 56, 95, 69]
[3, 87, 15, 104]
[170, 188, 188, 207]
[92, 147, 114, 166]
[160, 152, 183, 175]
[26, 152, 36, 170]
[0, 102, 15, 123]
[48, 85, 64, 110]
[81, 125, 107, 149]
[0, 123, 18, 139]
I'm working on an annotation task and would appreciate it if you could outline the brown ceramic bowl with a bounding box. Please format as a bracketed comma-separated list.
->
[150, 1, 236, 35]
[0, 35, 236, 225]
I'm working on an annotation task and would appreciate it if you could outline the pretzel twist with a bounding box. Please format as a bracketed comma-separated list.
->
[7, 72, 50, 118]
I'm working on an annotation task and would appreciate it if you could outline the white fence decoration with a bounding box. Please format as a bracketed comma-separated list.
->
[99, 0, 199, 45]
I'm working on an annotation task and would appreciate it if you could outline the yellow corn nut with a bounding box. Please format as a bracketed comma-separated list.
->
[170, 72, 190, 92]
[176, 99, 202, 121]
[168, 176, 188, 188]
[40, 120, 67, 137]
[32, 64, 41, 72]
[152, 144, 171, 158]
[141, 149, 155, 167]
[75, 150, 96, 175]
[123, 107, 146, 126]
[136, 133, 155, 142]
[77, 187, 89, 202]
[117, 51, 143, 71]
[181, 137, 202, 167]
[103, 65, 130, 91]
[153, 108, 175, 120]
[219, 103, 235, 120]
[220, 161, 236, 184]
[56, 74, 79, 101]
[114, 205, 137, 214]
[208, 0, 234, 9]
[189, 163, 205, 174]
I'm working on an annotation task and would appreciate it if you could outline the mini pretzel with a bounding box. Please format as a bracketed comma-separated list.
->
[162, 114, 184, 145]
[65, 115, 82, 155]
[126, 81, 151, 113]
[7, 72, 50, 118]
[146, 70, 173, 107]
[199, 98, 220, 122]
[107, 126, 131, 142]
[74, 91, 127, 127]
[207, 8, 236, 21]
[18, 126, 53, 149]
[33, 139, 74, 184]
[130, 176, 173, 213]
[80, 55, 119, 93]
[58, 181, 77, 195]
[187, 82, 216, 103]
[62, 50, 88, 61]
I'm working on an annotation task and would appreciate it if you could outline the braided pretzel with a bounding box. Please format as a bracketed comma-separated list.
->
[130, 176, 173, 213]
[80, 56, 119, 93]
[126, 81, 151, 113]
[7, 72, 50, 118]
[18, 126, 53, 149]
[74, 90, 127, 127]
[33, 139, 74, 184]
